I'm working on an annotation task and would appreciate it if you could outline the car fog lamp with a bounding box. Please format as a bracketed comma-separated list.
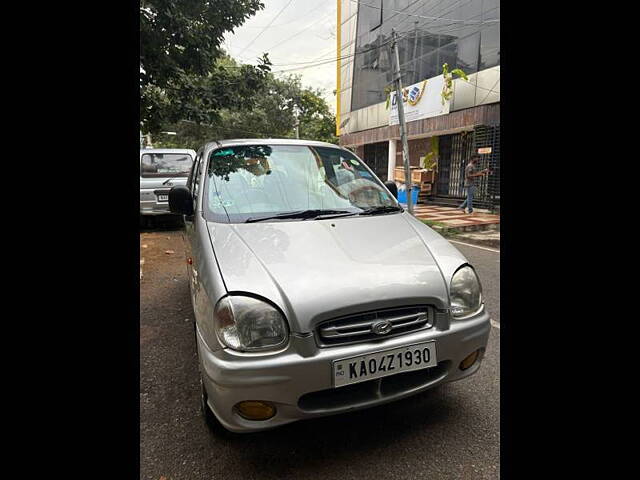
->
[235, 401, 276, 421]
[459, 350, 481, 370]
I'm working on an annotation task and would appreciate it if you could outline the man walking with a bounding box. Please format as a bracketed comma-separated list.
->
[458, 155, 490, 214]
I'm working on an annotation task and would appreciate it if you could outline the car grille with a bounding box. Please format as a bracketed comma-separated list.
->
[316, 305, 433, 347]
[298, 361, 450, 412]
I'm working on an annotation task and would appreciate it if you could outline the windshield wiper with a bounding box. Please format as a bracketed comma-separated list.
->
[357, 205, 404, 216]
[245, 209, 354, 223]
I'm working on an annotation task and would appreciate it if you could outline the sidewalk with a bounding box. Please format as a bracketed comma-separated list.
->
[409, 205, 500, 231]
[398, 204, 501, 249]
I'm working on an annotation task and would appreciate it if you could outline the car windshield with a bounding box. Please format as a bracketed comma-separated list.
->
[204, 144, 399, 223]
[140, 153, 193, 177]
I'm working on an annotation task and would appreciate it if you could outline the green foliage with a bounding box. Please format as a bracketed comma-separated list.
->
[383, 84, 394, 109]
[153, 61, 338, 148]
[420, 219, 461, 237]
[140, 0, 271, 133]
[420, 136, 439, 170]
[441, 63, 468, 105]
[450, 68, 468, 81]
[209, 145, 273, 181]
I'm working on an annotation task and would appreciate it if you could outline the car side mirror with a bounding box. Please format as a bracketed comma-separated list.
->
[168, 186, 194, 216]
[384, 181, 398, 199]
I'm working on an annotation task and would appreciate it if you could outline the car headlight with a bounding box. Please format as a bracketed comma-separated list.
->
[450, 265, 483, 318]
[214, 295, 289, 352]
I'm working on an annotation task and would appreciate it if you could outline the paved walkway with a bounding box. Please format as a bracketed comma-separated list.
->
[407, 205, 500, 229]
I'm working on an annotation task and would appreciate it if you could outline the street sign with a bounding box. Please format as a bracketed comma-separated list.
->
[478, 147, 492, 154]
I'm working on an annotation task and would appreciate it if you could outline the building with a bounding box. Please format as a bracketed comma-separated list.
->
[337, 0, 500, 211]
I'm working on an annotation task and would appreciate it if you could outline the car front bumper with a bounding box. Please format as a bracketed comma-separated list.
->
[197, 308, 490, 433]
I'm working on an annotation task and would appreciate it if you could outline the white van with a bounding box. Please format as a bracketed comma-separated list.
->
[140, 148, 196, 221]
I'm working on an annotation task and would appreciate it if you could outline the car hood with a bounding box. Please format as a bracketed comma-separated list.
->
[207, 213, 451, 333]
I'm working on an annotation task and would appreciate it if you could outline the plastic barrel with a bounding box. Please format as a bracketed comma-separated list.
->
[398, 186, 420, 205]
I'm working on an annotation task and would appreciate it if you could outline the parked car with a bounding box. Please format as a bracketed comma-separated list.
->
[169, 139, 490, 433]
[140, 148, 196, 223]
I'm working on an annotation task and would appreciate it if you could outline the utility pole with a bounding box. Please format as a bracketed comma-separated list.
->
[391, 29, 413, 214]
[293, 104, 300, 139]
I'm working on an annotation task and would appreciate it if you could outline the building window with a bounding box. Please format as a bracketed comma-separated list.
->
[350, 0, 500, 112]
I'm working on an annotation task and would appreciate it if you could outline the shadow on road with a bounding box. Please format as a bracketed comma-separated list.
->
[140, 215, 185, 232]
[201, 386, 461, 477]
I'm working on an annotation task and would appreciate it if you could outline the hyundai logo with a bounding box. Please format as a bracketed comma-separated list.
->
[371, 320, 393, 335]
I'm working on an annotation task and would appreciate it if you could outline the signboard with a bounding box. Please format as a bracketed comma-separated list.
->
[389, 75, 450, 125]
[478, 147, 492, 154]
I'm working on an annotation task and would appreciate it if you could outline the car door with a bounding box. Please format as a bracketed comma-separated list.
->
[184, 149, 203, 307]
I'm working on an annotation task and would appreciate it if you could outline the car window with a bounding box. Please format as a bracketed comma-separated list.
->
[193, 152, 204, 202]
[204, 144, 397, 223]
[141, 153, 193, 177]
[187, 152, 200, 192]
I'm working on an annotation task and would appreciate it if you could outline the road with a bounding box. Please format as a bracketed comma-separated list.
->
[140, 223, 500, 480]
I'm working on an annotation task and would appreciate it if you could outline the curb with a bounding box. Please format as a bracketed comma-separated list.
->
[431, 226, 501, 249]
[451, 236, 501, 249]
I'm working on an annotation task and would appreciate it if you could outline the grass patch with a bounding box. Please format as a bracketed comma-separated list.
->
[420, 219, 461, 237]
[420, 219, 446, 228]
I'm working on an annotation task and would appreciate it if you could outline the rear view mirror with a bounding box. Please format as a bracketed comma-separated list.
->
[168, 186, 194, 216]
[384, 181, 398, 199]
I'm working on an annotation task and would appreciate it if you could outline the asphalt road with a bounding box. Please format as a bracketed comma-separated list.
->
[140, 221, 500, 480]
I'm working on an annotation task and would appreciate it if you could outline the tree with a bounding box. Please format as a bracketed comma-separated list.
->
[153, 60, 338, 148]
[140, 0, 271, 133]
[295, 86, 338, 144]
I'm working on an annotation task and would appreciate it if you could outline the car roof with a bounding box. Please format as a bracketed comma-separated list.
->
[202, 138, 344, 151]
[140, 148, 196, 153]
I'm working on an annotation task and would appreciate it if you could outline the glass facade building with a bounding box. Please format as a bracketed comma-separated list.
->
[337, 0, 501, 211]
[339, 0, 499, 113]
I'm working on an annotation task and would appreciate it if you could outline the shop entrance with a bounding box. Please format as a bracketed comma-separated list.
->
[362, 142, 389, 182]
[436, 131, 475, 199]
[433, 126, 500, 212]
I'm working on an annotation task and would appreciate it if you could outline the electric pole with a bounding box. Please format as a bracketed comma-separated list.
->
[391, 29, 413, 214]
[293, 104, 300, 139]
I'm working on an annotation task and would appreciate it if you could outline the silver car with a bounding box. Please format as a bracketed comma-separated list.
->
[140, 148, 196, 218]
[169, 139, 490, 433]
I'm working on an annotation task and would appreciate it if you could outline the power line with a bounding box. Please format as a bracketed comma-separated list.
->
[267, 17, 498, 70]
[350, 0, 500, 24]
[476, 76, 501, 103]
[231, 1, 500, 72]
[234, 8, 335, 60]
[237, 0, 296, 57]
[216, 34, 409, 73]
[235, 2, 498, 69]
[270, 35, 403, 73]
[258, 10, 335, 56]
[239, 0, 328, 28]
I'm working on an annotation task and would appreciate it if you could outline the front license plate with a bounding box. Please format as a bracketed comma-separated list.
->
[157, 194, 169, 202]
[332, 341, 437, 388]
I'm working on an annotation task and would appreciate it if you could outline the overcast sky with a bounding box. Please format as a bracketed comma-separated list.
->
[224, 0, 338, 112]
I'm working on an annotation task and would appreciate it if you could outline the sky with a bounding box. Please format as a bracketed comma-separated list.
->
[223, 0, 338, 112]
